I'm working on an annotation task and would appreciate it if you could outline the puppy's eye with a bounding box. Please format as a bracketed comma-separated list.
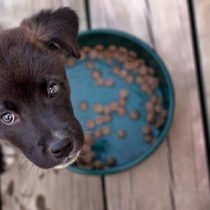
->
[1, 113, 15, 125]
[48, 84, 60, 97]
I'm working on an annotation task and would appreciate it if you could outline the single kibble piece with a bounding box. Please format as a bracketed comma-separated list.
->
[67, 58, 75, 67]
[93, 160, 104, 169]
[82, 144, 91, 153]
[79, 101, 88, 111]
[82, 46, 91, 53]
[136, 76, 144, 85]
[142, 126, 152, 135]
[108, 45, 117, 51]
[119, 89, 129, 98]
[103, 114, 112, 123]
[95, 44, 104, 51]
[118, 98, 127, 107]
[95, 116, 104, 125]
[94, 130, 103, 139]
[107, 157, 116, 166]
[119, 70, 128, 78]
[86, 120, 96, 129]
[83, 152, 95, 165]
[145, 101, 154, 111]
[147, 67, 155, 75]
[86, 61, 94, 69]
[103, 105, 111, 114]
[155, 104, 162, 113]
[102, 126, 111, 136]
[105, 78, 115, 87]
[117, 107, 126, 115]
[128, 51, 137, 58]
[125, 75, 134, 84]
[89, 50, 97, 58]
[155, 118, 165, 128]
[94, 104, 103, 113]
[84, 133, 94, 146]
[92, 70, 102, 79]
[150, 95, 158, 104]
[147, 112, 156, 124]
[145, 135, 153, 143]
[138, 65, 148, 75]
[110, 102, 118, 111]
[112, 66, 121, 75]
[95, 78, 104, 86]
[150, 138, 157, 145]
[130, 110, 140, 120]
[118, 130, 127, 138]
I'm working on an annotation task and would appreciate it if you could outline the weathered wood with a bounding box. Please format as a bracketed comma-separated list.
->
[1, 153, 104, 210]
[90, 0, 210, 210]
[0, 0, 86, 31]
[90, 1, 172, 210]
[0, 1, 104, 210]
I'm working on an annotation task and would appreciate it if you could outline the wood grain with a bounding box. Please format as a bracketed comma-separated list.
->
[1, 154, 104, 210]
[90, 0, 210, 210]
[0, 0, 86, 30]
[0, 1, 104, 210]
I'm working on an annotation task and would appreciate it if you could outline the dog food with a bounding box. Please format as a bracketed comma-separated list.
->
[75, 44, 169, 171]
[118, 130, 127, 138]
[130, 110, 140, 120]
[79, 101, 88, 111]
[86, 120, 95, 130]
[67, 58, 75, 67]
[102, 126, 111, 136]
[86, 61, 94, 69]
[105, 78, 115, 87]
[107, 157, 116, 166]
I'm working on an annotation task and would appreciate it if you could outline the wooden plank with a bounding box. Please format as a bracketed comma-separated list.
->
[90, 0, 210, 210]
[90, 1, 172, 210]
[0, 1, 104, 210]
[1, 154, 104, 210]
[0, 0, 86, 31]
[193, 0, 210, 148]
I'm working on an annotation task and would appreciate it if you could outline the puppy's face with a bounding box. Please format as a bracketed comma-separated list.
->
[0, 8, 84, 169]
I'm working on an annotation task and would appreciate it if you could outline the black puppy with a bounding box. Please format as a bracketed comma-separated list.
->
[0, 7, 84, 170]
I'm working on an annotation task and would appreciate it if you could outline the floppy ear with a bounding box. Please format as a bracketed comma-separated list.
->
[20, 7, 81, 58]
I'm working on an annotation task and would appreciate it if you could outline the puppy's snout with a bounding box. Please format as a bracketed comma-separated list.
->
[49, 138, 73, 158]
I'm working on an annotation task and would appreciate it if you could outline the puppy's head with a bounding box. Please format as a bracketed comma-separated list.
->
[0, 7, 84, 169]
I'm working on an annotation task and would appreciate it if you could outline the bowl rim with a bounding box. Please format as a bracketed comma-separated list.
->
[68, 29, 175, 175]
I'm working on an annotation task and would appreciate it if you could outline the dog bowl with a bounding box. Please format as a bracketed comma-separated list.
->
[66, 29, 174, 175]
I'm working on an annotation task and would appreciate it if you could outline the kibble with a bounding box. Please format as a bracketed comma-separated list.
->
[95, 78, 104, 86]
[103, 114, 112, 123]
[147, 112, 156, 124]
[67, 58, 75, 67]
[105, 78, 115, 87]
[92, 70, 102, 79]
[107, 157, 116, 166]
[155, 118, 165, 128]
[95, 116, 104, 125]
[142, 126, 152, 135]
[79, 101, 88, 111]
[102, 126, 111, 136]
[93, 160, 104, 169]
[86, 61, 94, 69]
[94, 130, 103, 139]
[118, 130, 127, 138]
[117, 107, 126, 115]
[125, 75, 134, 84]
[130, 110, 140, 120]
[86, 120, 96, 130]
[94, 104, 103, 113]
[119, 89, 129, 98]
[84, 133, 94, 146]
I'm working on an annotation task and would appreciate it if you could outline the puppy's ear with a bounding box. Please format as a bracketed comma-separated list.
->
[20, 7, 81, 58]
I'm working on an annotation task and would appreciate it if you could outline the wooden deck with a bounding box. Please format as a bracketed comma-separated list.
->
[0, 0, 210, 210]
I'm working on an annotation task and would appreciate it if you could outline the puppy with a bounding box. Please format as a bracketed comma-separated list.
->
[0, 7, 84, 170]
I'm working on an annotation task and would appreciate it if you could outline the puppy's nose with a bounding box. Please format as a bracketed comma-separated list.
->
[49, 138, 73, 158]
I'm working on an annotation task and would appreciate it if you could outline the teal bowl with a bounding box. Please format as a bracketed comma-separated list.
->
[66, 29, 174, 175]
